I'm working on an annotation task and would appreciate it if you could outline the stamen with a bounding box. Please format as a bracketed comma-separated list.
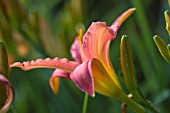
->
[78, 29, 83, 44]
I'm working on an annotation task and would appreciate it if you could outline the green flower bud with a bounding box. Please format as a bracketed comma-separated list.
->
[120, 35, 137, 91]
[164, 10, 170, 36]
[153, 35, 170, 63]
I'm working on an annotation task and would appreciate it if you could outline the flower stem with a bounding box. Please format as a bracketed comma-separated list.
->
[131, 89, 159, 113]
[120, 93, 146, 113]
[82, 93, 89, 113]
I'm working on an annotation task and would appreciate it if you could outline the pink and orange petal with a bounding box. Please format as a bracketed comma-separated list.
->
[50, 69, 70, 94]
[70, 60, 94, 96]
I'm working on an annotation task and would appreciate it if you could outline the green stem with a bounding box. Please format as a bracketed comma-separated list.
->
[82, 93, 89, 113]
[131, 89, 159, 113]
[145, 102, 159, 113]
[120, 93, 146, 113]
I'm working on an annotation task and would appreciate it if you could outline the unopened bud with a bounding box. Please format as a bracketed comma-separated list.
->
[120, 35, 137, 91]
[153, 35, 170, 63]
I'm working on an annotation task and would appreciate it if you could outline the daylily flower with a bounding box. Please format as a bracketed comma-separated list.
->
[10, 8, 135, 97]
[0, 74, 14, 113]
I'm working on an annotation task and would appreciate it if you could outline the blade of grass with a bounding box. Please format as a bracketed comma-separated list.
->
[125, 18, 160, 94]
[131, 0, 161, 76]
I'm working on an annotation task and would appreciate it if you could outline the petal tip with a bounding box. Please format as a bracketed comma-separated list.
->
[49, 77, 60, 95]
[110, 8, 136, 32]
[10, 62, 28, 71]
[118, 8, 136, 25]
[86, 89, 95, 97]
[129, 8, 136, 12]
[10, 62, 21, 67]
[91, 93, 95, 97]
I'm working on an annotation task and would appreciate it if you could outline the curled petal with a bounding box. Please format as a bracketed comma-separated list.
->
[81, 9, 135, 85]
[82, 8, 135, 63]
[70, 61, 94, 96]
[49, 69, 70, 94]
[70, 38, 82, 64]
[10, 57, 79, 73]
[81, 22, 118, 80]
[52, 69, 70, 79]
[81, 22, 114, 62]
[109, 8, 136, 35]
[90, 58, 123, 98]
[0, 74, 14, 113]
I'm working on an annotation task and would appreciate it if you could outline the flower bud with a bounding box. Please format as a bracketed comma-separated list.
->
[120, 35, 137, 91]
[165, 10, 170, 36]
[153, 35, 170, 63]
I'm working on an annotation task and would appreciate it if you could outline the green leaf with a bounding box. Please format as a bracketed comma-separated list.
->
[153, 35, 170, 63]
[0, 42, 9, 78]
[0, 42, 9, 108]
[120, 35, 137, 91]
[164, 10, 170, 36]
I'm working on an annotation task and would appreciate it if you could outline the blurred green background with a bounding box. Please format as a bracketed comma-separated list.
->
[0, 0, 170, 113]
